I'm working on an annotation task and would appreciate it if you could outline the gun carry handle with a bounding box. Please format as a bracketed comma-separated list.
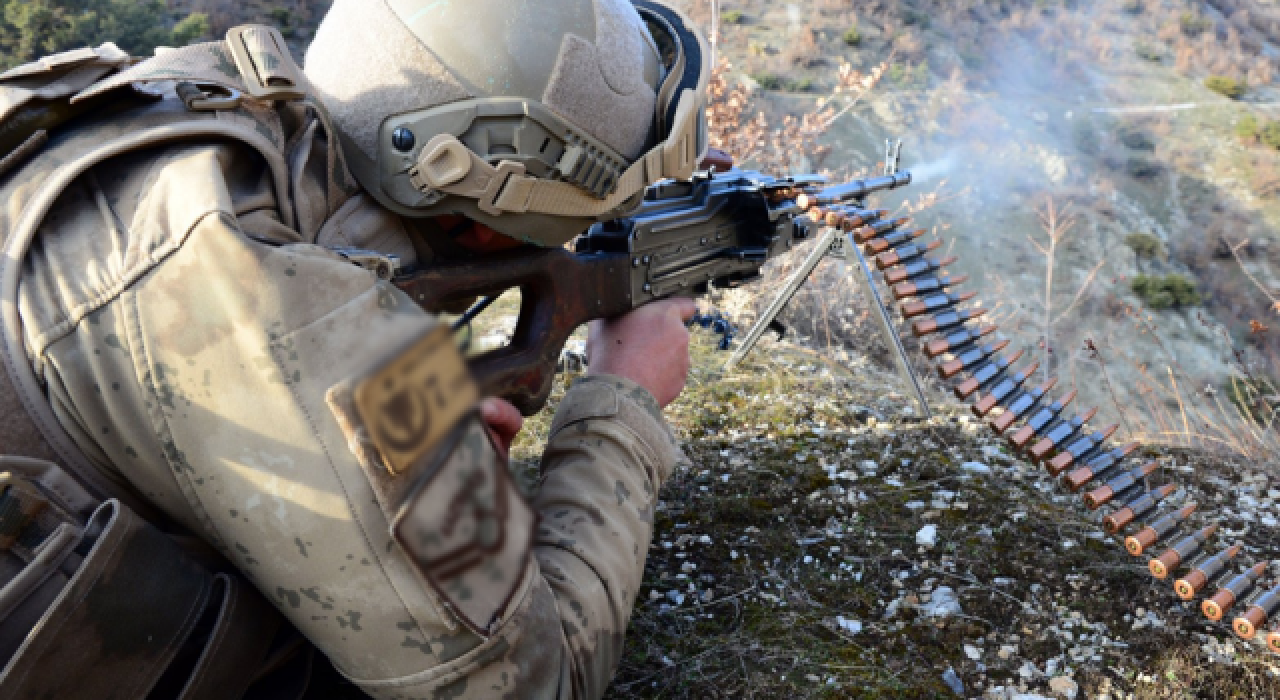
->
[396, 248, 634, 416]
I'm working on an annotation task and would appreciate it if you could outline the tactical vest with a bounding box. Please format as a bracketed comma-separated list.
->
[0, 27, 354, 699]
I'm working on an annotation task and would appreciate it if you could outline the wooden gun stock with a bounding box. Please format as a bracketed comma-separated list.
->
[395, 248, 634, 416]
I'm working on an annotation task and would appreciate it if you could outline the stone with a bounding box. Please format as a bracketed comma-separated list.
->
[836, 616, 862, 635]
[1049, 676, 1079, 699]
[942, 667, 964, 696]
[962, 461, 993, 474]
[916, 524, 939, 547]
[919, 586, 963, 618]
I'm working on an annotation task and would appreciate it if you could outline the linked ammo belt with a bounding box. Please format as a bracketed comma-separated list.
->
[806, 203, 1280, 647]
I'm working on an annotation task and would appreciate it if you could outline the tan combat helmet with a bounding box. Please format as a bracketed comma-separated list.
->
[305, 0, 710, 247]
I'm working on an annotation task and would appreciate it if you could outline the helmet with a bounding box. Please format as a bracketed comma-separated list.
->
[304, 0, 711, 247]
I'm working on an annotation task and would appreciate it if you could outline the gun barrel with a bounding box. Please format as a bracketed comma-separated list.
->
[796, 172, 913, 209]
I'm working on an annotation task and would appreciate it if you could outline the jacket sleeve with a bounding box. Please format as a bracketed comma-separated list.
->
[530, 376, 688, 697]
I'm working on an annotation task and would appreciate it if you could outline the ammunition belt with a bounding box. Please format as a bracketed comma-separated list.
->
[808, 203, 1280, 650]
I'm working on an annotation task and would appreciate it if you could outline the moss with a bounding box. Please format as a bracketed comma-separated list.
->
[1205, 75, 1246, 100]
[720, 10, 744, 25]
[1131, 273, 1201, 309]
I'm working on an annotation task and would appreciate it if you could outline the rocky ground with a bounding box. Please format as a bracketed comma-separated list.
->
[506, 329, 1280, 699]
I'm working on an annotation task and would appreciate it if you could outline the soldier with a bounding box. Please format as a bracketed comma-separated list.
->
[0, 0, 708, 697]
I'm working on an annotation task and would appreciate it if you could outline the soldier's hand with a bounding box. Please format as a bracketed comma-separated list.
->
[586, 298, 697, 408]
[481, 397, 524, 460]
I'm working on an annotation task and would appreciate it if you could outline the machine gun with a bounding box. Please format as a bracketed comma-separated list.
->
[394, 168, 913, 416]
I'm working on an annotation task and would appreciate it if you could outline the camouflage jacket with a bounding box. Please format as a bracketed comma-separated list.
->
[4, 44, 687, 700]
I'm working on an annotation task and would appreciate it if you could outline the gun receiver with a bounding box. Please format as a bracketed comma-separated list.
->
[396, 169, 912, 414]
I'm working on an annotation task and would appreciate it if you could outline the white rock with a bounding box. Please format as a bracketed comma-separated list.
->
[1049, 676, 1079, 699]
[836, 616, 862, 635]
[919, 586, 963, 618]
[964, 644, 982, 660]
[961, 461, 992, 474]
[916, 525, 939, 547]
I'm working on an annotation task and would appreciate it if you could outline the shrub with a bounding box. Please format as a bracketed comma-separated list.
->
[1262, 121, 1280, 150]
[752, 72, 782, 90]
[1125, 232, 1162, 258]
[171, 13, 210, 46]
[1179, 12, 1212, 37]
[1118, 126, 1154, 150]
[1205, 75, 1246, 99]
[1121, 0, 1143, 14]
[1131, 273, 1201, 309]
[1125, 157, 1160, 178]
[0, 0, 212, 69]
[842, 24, 861, 46]
[720, 10, 744, 25]
[1237, 113, 1261, 142]
[1135, 42, 1161, 62]
[786, 77, 814, 92]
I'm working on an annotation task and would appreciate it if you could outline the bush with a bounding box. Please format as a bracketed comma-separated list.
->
[1118, 126, 1154, 150]
[1262, 121, 1280, 150]
[1121, 0, 1143, 13]
[1125, 156, 1160, 178]
[786, 77, 814, 92]
[1179, 12, 1212, 37]
[0, 0, 212, 69]
[1135, 42, 1161, 62]
[171, 13, 209, 46]
[752, 72, 782, 90]
[1237, 113, 1260, 142]
[1205, 75, 1246, 99]
[1132, 273, 1201, 309]
[720, 10, 744, 25]
[1125, 232, 1162, 258]
[842, 24, 861, 47]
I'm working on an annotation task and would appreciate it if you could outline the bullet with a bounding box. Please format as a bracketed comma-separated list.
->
[882, 256, 957, 285]
[1028, 407, 1099, 462]
[1125, 503, 1197, 556]
[1268, 628, 1280, 655]
[1175, 544, 1243, 600]
[902, 291, 978, 319]
[1046, 424, 1121, 476]
[940, 340, 1011, 379]
[875, 240, 943, 270]
[1203, 562, 1267, 621]
[989, 376, 1056, 431]
[831, 208, 886, 232]
[1082, 461, 1160, 510]
[1234, 582, 1280, 639]
[972, 362, 1039, 417]
[894, 273, 970, 301]
[954, 349, 1026, 400]
[863, 227, 925, 254]
[911, 307, 988, 337]
[1149, 524, 1218, 579]
[1061, 443, 1141, 492]
[1009, 390, 1077, 448]
[924, 324, 996, 359]
[1102, 483, 1176, 533]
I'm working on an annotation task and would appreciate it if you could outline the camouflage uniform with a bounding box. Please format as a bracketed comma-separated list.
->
[9, 37, 688, 700]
